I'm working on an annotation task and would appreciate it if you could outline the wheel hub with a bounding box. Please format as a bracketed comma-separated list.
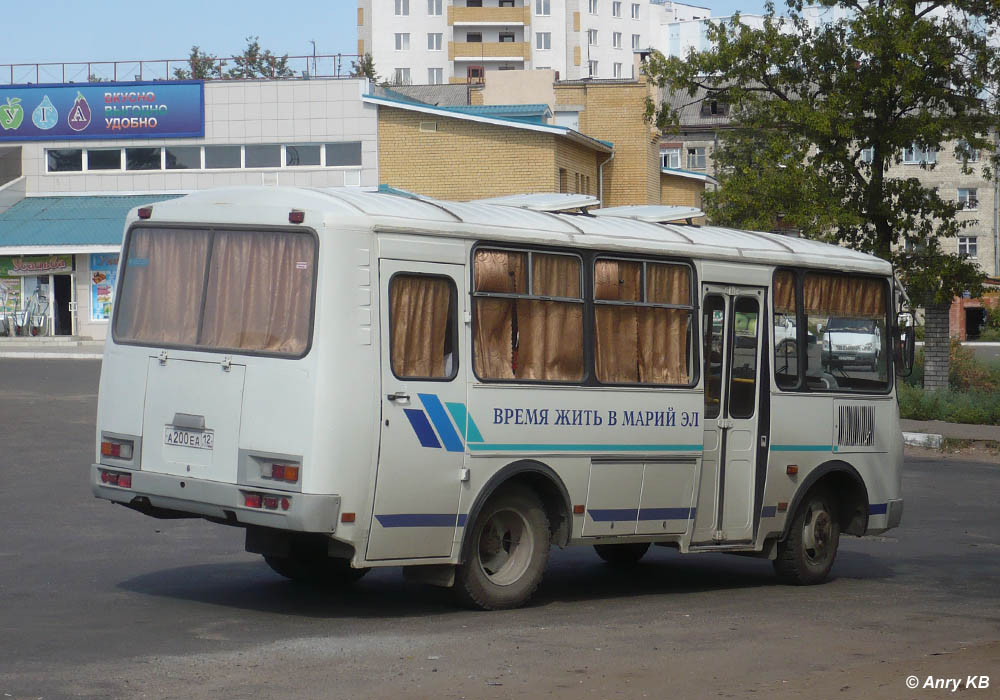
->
[477, 509, 534, 586]
[802, 507, 832, 564]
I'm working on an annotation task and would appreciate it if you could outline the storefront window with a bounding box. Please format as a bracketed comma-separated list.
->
[245, 144, 282, 168]
[286, 144, 322, 166]
[86, 149, 121, 170]
[47, 149, 83, 172]
[205, 145, 241, 169]
[125, 148, 162, 171]
[165, 146, 202, 170]
[326, 142, 363, 166]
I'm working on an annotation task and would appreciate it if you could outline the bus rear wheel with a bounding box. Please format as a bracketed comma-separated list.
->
[454, 484, 550, 610]
[773, 488, 840, 585]
[264, 553, 369, 586]
[593, 542, 650, 567]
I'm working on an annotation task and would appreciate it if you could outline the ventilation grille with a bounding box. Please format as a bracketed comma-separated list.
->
[837, 404, 876, 447]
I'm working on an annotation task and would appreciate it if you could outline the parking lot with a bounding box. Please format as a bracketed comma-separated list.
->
[1, 359, 997, 699]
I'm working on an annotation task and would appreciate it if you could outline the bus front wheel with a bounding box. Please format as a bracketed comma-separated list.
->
[773, 488, 841, 585]
[454, 484, 550, 610]
[593, 542, 650, 567]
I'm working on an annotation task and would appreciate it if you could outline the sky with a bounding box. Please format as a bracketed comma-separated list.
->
[2, 0, 772, 75]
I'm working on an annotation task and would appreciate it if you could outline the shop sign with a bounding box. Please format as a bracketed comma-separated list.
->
[0, 254, 73, 276]
[0, 81, 204, 142]
[90, 254, 119, 322]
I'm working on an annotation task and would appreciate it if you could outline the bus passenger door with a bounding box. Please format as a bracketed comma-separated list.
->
[367, 260, 467, 561]
[692, 286, 765, 545]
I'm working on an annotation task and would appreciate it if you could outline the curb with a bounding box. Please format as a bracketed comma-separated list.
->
[902, 432, 943, 449]
[0, 352, 103, 360]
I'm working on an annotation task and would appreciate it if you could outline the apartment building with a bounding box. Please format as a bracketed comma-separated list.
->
[356, 0, 709, 84]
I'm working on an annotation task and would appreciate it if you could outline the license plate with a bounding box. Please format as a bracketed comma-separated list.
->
[840, 354, 856, 360]
[164, 426, 214, 450]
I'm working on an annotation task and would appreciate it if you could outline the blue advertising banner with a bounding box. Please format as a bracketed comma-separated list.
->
[0, 81, 204, 141]
[89, 253, 119, 322]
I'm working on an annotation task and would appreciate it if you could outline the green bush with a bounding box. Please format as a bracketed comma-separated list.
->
[897, 383, 1000, 425]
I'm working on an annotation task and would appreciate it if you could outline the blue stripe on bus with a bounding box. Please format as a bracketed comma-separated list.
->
[869, 503, 888, 515]
[769, 444, 833, 452]
[467, 443, 704, 452]
[403, 409, 441, 449]
[418, 394, 465, 453]
[375, 513, 460, 528]
[445, 401, 485, 443]
[588, 508, 639, 522]
[638, 507, 697, 520]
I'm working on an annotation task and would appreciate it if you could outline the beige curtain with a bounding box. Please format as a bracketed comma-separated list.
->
[594, 260, 640, 383]
[199, 231, 315, 354]
[388, 275, 452, 378]
[516, 254, 584, 381]
[473, 250, 526, 379]
[646, 263, 690, 305]
[115, 228, 210, 345]
[804, 273, 885, 319]
[773, 270, 796, 313]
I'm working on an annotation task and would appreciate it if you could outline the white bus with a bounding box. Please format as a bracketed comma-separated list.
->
[92, 187, 910, 610]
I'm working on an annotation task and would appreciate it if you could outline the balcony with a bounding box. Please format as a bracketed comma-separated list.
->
[448, 5, 531, 26]
[450, 41, 530, 61]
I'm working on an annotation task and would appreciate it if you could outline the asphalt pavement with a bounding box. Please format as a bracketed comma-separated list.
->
[0, 359, 998, 700]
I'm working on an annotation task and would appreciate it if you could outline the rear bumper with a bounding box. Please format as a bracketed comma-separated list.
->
[90, 464, 340, 533]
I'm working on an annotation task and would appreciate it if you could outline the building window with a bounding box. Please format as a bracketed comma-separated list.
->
[467, 32, 483, 42]
[860, 147, 874, 163]
[466, 0, 482, 6]
[631, 3, 640, 19]
[395, 33, 410, 50]
[286, 144, 321, 167]
[957, 139, 980, 163]
[125, 147, 162, 171]
[395, 0, 409, 15]
[632, 33, 641, 49]
[245, 144, 282, 168]
[613, 62, 622, 78]
[499, 32, 516, 42]
[205, 145, 241, 169]
[903, 143, 937, 164]
[589, 0, 598, 14]
[536, 32, 551, 50]
[86, 149, 122, 170]
[612, 31, 622, 49]
[612, 1, 622, 16]
[46, 149, 83, 172]
[428, 67, 443, 84]
[428, 32, 442, 50]
[326, 142, 363, 167]
[588, 60, 598, 76]
[959, 236, 978, 258]
[536, 0, 551, 14]
[687, 147, 706, 170]
[427, 0, 442, 15]
[958, 188, 979, 210]
[661, 147, 681, 168]
[165, 146, 202, 169]
[393, 67, 411, 84]
[588, 29, 598, 45]
[500, 0, 515, 6]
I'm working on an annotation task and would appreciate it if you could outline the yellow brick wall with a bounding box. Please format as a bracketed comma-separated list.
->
[660, 175, 706, 208]
[357, 6, 364, 25]
[554, 139, 600, 195]
[379, 108, 575, 200]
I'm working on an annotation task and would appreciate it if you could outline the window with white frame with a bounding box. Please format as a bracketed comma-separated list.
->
[427, 0, 442, 14]
[632, 33, 641, 49]
[428, 32, 442, 50]
[661, 148, 681, 168]
[588, 60, 598, 76]
[612, 1, 622, 16]
[395, 33, 410, 50]
[958, 188, 978, 210]
[613, 62, 623, 78]
[536, 32, 551, 50]
[687, 147, 706, 169]
[428, 67, 443, 84]
[957, 139, 980, 163]
[959, 236, 978, 258]
[860, 147, 874, 163]
[536, 0, 550, 15]
[589, 0, 598, 14]
[588, 28, 598, 45]
[631, 3, 640, 19]
[395, 0, 409, 15]
[612, 31, 622, 49]
[394, 67, 411, 84]
[903, 143, 937, 164]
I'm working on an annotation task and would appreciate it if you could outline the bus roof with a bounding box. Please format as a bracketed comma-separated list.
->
[139, 187, 893, 276]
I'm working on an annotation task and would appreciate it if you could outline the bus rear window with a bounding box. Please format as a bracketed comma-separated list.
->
[114, 227, 316, 357]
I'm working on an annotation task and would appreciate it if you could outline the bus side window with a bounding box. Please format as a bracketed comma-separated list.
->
[703, 296, 726, 418]
[389, 274, 457, 380]
[773, 270, 799, 389]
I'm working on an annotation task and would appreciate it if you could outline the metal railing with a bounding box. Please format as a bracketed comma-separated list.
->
[1, 53, 363, 86]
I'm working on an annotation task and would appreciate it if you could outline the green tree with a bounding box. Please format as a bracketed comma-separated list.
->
[227, 36, 294, 79]
[645, 0, 999, 390]
[350, 52, 381, 83]
[172, 46, 223, 80]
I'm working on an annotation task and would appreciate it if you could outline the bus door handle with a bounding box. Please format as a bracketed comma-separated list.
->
[387, 392, 410, 403]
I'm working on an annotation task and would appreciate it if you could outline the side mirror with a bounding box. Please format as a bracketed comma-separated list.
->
[894, 312, 915, 377]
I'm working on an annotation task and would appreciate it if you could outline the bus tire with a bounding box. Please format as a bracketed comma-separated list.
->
[454, 484, 550, 610]
[593, 542, 650, 567]
[263, 554, 369, 586]
[773, 488, 840, 585]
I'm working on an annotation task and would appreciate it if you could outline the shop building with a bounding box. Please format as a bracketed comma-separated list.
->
[0, 76, 377, 340]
